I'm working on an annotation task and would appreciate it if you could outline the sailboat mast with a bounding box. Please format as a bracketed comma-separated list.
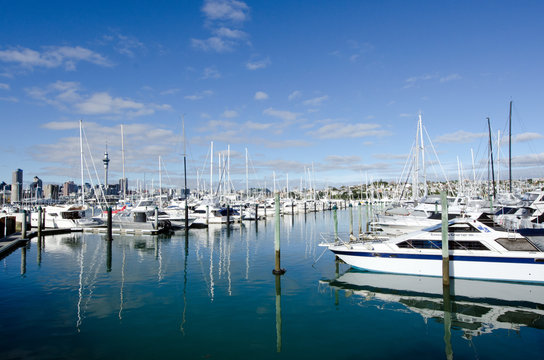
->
[159, 156, 162, 209]
[121, 124, 126, 202]
[210, 141, 213, 196]
[245, 148, 248, 200]
[487, 117, 496, 198]
[419, 114, 427, 198]
[79, 120, 84, 205]
[508, 100, 513, 193]
[182, 116, 188, 229]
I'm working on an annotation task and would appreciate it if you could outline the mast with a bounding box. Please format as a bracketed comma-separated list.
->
[210, 141, 213, 196]
[245, 148, 249, 200]
[487, 117, 496, 198]
[508, 100, 513, 193]
[182, 116, 188, 229]
[419, 114, 427, 198]
[121, 124, 126, 202]
[159, 156, 162, 209]
[79, 120, 84, 205]
[227, 145, 231, 195]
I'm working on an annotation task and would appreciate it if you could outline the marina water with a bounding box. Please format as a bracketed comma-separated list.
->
[2, 208, 544, 359]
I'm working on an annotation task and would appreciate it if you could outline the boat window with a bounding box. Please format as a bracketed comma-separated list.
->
[61, 211, 81, 219]
[429, 223, 480, 233]
[449, 240, 489, 251]
[495, 238, 540, 251]
[398, 240, 441, 249]
[398, 239, 489, 251]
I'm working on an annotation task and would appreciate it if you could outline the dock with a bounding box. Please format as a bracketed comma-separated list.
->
[0, 228, 80, 260]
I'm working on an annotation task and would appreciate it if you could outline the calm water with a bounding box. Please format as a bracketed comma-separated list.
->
[2, 208, 544, 359]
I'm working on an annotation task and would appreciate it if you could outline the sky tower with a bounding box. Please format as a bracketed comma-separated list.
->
[103, 147, 110, 190]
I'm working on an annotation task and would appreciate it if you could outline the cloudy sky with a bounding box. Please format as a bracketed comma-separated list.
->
[1, 0, 543, 190]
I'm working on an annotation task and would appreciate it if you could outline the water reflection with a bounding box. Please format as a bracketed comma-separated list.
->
[324, 270, 544, 339]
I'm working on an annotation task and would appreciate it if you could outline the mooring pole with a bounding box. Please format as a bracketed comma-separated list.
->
[154, 207, 159, 231]
[333, 205, 338, 241]
[273, 193, 286, 275]
[226, 204, 231, 226]
[37, 206, 42, 238]
[107, 207, 113, 241]
[358, 203, 362, 236]
[22, 209, 27, 239]
[255, 203, 259, 221]
[365, 202, 369, 233]
[349, 204, 353, 237]
[106, 237, 112, 272]
[275, 273, 283, 353]
[441, 192, 450, 286]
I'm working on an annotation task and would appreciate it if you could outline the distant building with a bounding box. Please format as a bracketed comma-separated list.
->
[62, 181, 78, 197]
[11, 169, 23, 203]
[44, 184, 59, 200]
[30, 176, 43, 198]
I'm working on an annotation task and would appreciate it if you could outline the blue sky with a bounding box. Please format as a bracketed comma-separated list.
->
[1, 0, 543, 191]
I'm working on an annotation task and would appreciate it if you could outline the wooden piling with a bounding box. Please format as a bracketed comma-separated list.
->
[349, 204, 353, 236]
[22, 210, 27, 239]
[37, 207, 42, 238]
[333, 205, 338, 240]
[358, 203, 362, 235]
[441, 192, 450, 286]
[255, 203, 259, 221]
[226, 204, 231, 226]
[106, 207, 113, 241]
[273, 193, 286, 275]
[106, 237, 112, 272]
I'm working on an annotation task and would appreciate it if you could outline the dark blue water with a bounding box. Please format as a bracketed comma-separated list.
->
[2, 209, 544, 359]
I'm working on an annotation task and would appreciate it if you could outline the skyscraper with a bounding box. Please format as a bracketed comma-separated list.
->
[11, 169, 23, 203]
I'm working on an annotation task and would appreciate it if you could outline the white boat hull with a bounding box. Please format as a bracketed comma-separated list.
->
[332, 248, 544, 283]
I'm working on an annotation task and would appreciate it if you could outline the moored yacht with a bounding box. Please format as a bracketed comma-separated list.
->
[322, 217, 544, 283]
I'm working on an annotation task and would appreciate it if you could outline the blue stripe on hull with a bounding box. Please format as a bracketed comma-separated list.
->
[331, 249, 544, 264]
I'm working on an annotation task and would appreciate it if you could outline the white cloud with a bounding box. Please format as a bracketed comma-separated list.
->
[288, 90, 302, 101]
[42, 121, 80, 130]
[191, 37, 234, 52]
[202, 66, 221, 79]
[324, 155, 361, 165]
[308, 123, 391, 139]
[0, 46, 112, 70]
[26, 81, 170, 118]
[244, 121, 272, 130]
[0, 96, 18, 102]
[434, 130, 487, 143]
[0, 83, 9, 90]
[440, 73, 461, 83]
[222, 109, 238, 118]
[160, 88, 180, 96]
[193, 1, 250, 53]
[76, 92, 145, 115]
[263, 107, 300, 121]
[185, 90, 213, 100]
[303, 95, 329, 106]
[202, 0, 249, 22]
[215, 27, 247, 39]
[246, 57, 270, 70]
[110, 33, 145, 57]
[514, 132, 544, 143]
[254, 91, 268, 100]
